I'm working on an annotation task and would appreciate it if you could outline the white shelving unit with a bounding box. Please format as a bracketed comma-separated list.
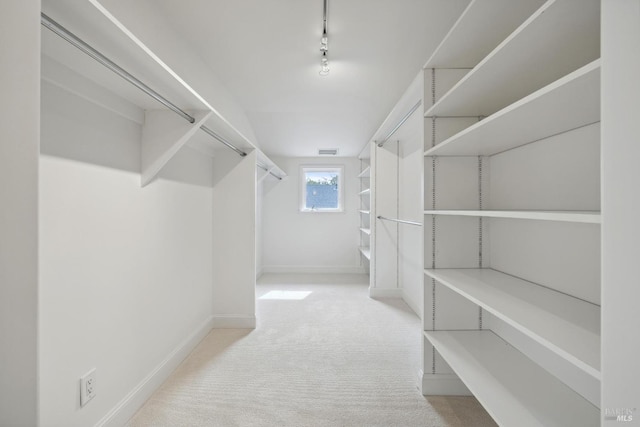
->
[424, 331, 599, 427]
[424, 268, 600, 379]
[424, 0, 600, 118]
[421, 0, 602, 423]
[424, 60, 600, 157]
[358, 145, 372, 275]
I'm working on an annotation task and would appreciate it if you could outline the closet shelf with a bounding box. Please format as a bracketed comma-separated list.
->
[359, 228, 371, 236]
[358, 167, 371, 178]
[41, 1, 287, 181]
[423, 210, 601, 224]
[424, 60, 600, 157]
[424, 331, 599, 427]
[359, 246, 371, 260]
[423, 0, 600, 118]
[423, 0, 544, 69]
[358, 189, 371, 196]
[424, 268, 600, 379]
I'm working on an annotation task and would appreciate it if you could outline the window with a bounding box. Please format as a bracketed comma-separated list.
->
[300, 166, 344, 212]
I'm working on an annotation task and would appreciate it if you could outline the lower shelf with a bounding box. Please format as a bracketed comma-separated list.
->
[424, 330, 598, 427]
[359, 246, 371, 260]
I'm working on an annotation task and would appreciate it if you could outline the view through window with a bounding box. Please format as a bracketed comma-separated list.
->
[300, 166, 343, 212]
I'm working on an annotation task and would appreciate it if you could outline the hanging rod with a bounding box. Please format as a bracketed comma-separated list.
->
[377, 100, 422, 147]
[377, 215, 422, 226]
[42, 12, 285, 180]
[41, 13, 195, 124]
[257, 162, 283, 180]
[424, 115, 485, 119]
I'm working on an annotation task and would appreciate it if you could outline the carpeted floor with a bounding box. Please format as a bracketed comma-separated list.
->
[127, 273, 497, 427]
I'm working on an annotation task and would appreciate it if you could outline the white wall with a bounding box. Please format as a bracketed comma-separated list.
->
[262, 157, 362, 274]
[601, 0, 640, 420]
[212, 150, 257, 327]
[39, 76, 215, 426]
[0, 1, 40, 425]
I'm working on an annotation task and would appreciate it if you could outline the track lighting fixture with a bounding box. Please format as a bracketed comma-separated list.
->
[319, 0, 329, 76]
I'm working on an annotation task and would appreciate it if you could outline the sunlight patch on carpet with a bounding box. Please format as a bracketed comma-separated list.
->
[259, 290, 312, 300]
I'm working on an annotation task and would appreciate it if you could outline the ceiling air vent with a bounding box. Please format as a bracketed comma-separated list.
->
[318, 148, 338, 156]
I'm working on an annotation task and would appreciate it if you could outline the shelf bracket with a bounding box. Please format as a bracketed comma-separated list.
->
[141, 109, 213, 187]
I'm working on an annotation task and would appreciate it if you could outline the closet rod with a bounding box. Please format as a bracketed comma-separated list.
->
[257, 162, 283, 180]
[41, 12, 290, 181]
[41, 13, 195, 124]
[377, 215, 422, 226]
[377, 100, 422, 147]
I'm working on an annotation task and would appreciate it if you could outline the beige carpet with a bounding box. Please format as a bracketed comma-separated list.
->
[127, 274, 496, 427]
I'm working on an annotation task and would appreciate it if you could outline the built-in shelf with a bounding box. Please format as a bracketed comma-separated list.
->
[424, 0, 600, 118]
[424, 60, 600, 157]
[359, 228, 371, 236]
[358, 189, 371, 196]
[424, 330, 599, 427]
[424, 268, 600, 379]
[423, 210, 601, 224]
[358, 167, 371, 178]
[359, 210, 370, 215]
[423, 0, 544, 69]
[359, 246, 371, 260]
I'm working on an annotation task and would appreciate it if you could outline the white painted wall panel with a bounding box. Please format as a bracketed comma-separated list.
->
[262, 157, 361, 273]
[0, 1, 40, 424]
[39, 81, 214, 427]
[601, 0, 640, 419]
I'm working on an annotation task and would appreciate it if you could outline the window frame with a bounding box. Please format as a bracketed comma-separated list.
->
[299, 165, 345, 213]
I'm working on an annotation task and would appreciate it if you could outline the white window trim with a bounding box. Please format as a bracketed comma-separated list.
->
[299, 165, 344, 213]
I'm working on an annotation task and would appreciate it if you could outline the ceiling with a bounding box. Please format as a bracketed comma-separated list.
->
[146, 0, 469, 158]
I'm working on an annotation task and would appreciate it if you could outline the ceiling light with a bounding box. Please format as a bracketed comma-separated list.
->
[320, 52, 330, 76]
[319, 148, 338, 156]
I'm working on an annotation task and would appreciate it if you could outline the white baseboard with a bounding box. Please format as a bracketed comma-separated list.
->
[418, 370, 471, 396]
[97, 316, 214, 427]
[262, 265, 366, 274]
[402, 289, 422, 318]
[368, 287, 402, 298]
[211, 314, 256, 329]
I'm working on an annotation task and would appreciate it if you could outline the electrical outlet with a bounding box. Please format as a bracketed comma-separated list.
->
[80, 368, 96, 407]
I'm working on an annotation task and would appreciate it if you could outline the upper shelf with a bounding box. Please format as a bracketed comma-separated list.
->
[425, 330, 599, 427]
[424, 0, 544, 69]
[424, 268, 601, 380]
[423, 209, 601, 224]
[424, 0, 600, 118]
[41, 0, 286, 179]
[41, 0, 207, 114]
[424, 60, 600, 157]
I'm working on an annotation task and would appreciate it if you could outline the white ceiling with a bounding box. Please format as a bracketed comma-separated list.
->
[149, 0, 469, 157]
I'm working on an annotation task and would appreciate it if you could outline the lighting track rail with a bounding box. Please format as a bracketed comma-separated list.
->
[41, 12, 283, 181]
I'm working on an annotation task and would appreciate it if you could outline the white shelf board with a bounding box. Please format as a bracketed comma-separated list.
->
[359, 247, 371, 260]
[424, 0, 545, 69]
[424, 268, 600, 379]
[359, 210, 371, 215]
[358, 189, 371, 196]
[358, 167, 371, 178]
[424, 0, 600, 118]
[423, 209, 601, 224]
[424, 331, 599, 427]
[424, 60, 600, 157]
[359, 228, 371, 236]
